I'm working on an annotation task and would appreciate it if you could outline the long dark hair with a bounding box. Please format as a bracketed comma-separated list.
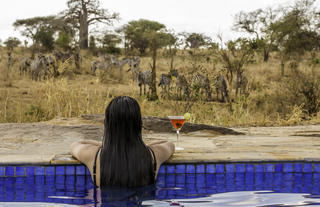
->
[100, 96, 154, 188]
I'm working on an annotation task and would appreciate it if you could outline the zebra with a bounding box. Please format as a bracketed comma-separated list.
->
[127, 57, 141, 81]
[19, 57, 32, 76]
[30, 54, 49, 80]
[158, 69, 179, 94]
[46, 55, 58, 77]
[192, 73, 212, 101]
[214, 75, 229, 102]
[73, 49, 81, 71]
[91, 60, 111, 74]
[53, 50, 73, 64]
[235, 71, 248, 97]
[6, 52, 13, 70]
[138, 70, 152, 96]
[175, 74, 190, 100]
[110, 57, 130, 79]
[110, 55, 119, 66]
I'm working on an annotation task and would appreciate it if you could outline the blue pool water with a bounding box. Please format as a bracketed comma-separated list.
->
[2, 163, 320, 206]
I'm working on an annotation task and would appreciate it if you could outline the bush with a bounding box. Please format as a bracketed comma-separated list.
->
[24, 104, 46, 122]
[279, 72, 320, 116]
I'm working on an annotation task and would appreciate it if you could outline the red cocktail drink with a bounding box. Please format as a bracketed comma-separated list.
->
[170, 118, 185, 131]
[168, 116, 185, 150]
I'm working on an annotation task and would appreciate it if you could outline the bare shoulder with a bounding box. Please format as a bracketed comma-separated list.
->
[148, 141, 175, 165]
[70, 140, 102, 168]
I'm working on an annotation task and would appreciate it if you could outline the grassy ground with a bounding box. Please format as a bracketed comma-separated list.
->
[0, 47, 320, 127]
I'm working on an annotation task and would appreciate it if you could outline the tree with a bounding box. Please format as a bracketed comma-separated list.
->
[146, 30, 173, 100]
[4, 37, 21, 51]
[162, 31, 180, 70]
[97, 33, 121, 54]
[269, 0, 320, 75]
[34, 26, 55, 51]
[89, 35, 97, 53]
[14, 16, 55, 43]
[55, 32, 72, 50]
[184, 32, 211, 49]
[181, 32, 212, 73]
[119, 19, 166, 55]
[233, 7, 280, 62]
[216, 38, 254, 93]
[63, 0, 119, 49]
[14, 15, 74, 54]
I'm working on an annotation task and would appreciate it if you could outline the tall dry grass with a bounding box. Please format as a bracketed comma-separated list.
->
[1, 47, 320, 127]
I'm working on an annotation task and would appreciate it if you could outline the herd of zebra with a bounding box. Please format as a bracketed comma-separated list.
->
[5, 51, 73, 80]
[3, 51, 248, 102]
[90, 54, 248, 102]
[158, 70, 248, 102]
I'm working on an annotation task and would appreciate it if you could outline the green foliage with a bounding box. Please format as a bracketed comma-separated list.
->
[184, 33, 211, 49]
[97, 33, 121, 54]
[13, 16, 56, 40]
[24, 104, 46, 122]
[4, 37, 21, 51]
[276, 72, 320, 116]
[217, 38, 254, 86]
[34, 26, 55, 51]
[119, 19, 166, 55]
[269, 0, 319, 58]
[89, 35, 97, 53]
[55, 32, 71, 50]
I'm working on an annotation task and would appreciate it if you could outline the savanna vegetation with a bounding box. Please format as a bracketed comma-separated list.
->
[1, 0, 320, 127]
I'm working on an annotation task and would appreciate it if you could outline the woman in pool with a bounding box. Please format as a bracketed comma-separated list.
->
[71, 96, 175, 188]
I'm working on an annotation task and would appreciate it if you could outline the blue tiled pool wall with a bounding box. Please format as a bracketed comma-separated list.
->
[0, 162, 319, 177]
[2, 162, 320, 204]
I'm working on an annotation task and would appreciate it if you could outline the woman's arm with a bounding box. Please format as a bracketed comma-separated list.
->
[75, 140, 102, 146]
[70, 140, 101, 168]
[147, 140, 169, 146]
[148, 141, 175, 166]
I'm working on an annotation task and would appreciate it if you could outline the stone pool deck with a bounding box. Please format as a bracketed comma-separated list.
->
[1, 116, 320, 165]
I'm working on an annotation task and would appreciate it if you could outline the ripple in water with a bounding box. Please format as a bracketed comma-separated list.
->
[141, 191, 320, 207]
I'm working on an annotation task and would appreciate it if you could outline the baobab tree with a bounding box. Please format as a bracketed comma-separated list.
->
[62, 0, 119, 49]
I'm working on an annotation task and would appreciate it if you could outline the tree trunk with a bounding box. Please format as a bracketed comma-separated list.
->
[149, 48, 158, 100]
[79, 7, 88, 49]
[281, 60, 285, 76]
[263, 48, 269, 62]
[168, 46, 175, 70]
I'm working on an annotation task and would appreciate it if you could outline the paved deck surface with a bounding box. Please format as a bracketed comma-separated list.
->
[1, 117, 320, 164]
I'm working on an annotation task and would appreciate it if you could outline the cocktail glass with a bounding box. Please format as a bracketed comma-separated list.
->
[168, 116, 185, 150]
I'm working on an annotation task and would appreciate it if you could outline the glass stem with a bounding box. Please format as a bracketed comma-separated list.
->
[176, 130, 179, 147]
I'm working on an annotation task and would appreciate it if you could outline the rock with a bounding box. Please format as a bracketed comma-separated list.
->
[81, 114, 243, 135]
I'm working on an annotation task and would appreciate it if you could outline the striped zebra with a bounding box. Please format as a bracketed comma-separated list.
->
[30, 54, 49, 80]
[158, 69, 179, 94]
[138, 70, 152, 96]
[214, 75, 229, 102]
[113, 57, 130, 78]
[235, 71, 248, 97]
[127, 57, 141, 82]
[91, 60, 111, 74]
[46, 55, 58, 77]
[6, 52, 13, 70]
[53, 50, 73, 64]
[192, 73, 212, 101]
[19, 57, 32, 76]
[175, 74, 190, 100]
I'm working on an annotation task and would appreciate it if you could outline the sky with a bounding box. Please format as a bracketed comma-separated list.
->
[0, 0, 297, 43]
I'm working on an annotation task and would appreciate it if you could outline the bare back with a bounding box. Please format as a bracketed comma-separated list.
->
[71, 140, 174, 187]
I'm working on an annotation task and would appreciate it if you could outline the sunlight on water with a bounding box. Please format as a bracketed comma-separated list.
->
[141, 191, 320, 207]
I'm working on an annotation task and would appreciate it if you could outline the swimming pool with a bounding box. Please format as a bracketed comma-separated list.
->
[2, 162, 320, 206]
